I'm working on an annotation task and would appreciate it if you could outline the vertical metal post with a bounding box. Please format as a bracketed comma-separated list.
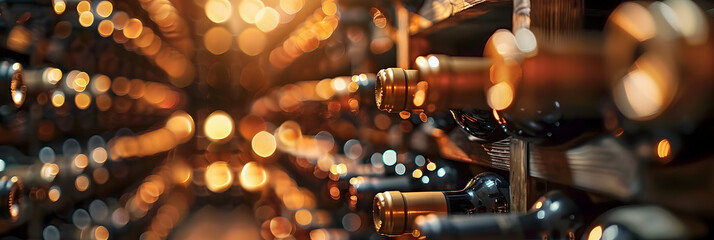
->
[509, 138, 529, 212]
[395, 0, 409, 69]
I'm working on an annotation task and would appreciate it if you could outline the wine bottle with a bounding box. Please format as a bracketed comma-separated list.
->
[375, 58, 507, 142]
[348, 161, 460, 211]
[372, 172, 509, 235]
[582, 205, 708, 240]
[0, 174, 23, 222]
[375, 55, 491, 113]
[414, 190, 582, 240]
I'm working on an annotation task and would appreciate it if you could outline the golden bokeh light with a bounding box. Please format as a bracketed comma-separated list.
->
[204, 26, 233, 55]
[75, 92, 91, 109]
[46, 67, 63, 84]
[112, 12, 130, 30]
[134, 28, 154, 48]
[239, 0, 265, 24]
[97, 20, 114, 37]
[588, 225, 603, 240]
[252, 131, 277, 158]
[92, 75, 111, 94]
[322, 1, 337, 16]
[73, 71, 90, 92]
[239, 162, 267, 192]
[79, 11, 94, 27]
[295, 209, 312, 226]
[74, 154, 89, 169]
[204, 110, 234, 142]
[238, 28, 267, 56]
[205, 161, 233, 193]
[172, 161, 192, 185]
[96, 1, 113, 18]
[92, 147, 108, 164]
[280, 0, 304, 14]
[51, 90, 65, 107]
[166, 111, 195, 143]
[269, 217, 293, 238]
[657, 139, 671, 160]
[487, 82, 514, 110]
[53, 0, 66, 14]
[123, 18, 143, 39]
[76, 0, 90, 14]
[94, 226, 109, 240]
[205, 0, 232, 23]
[256, 7, 280, 32]
[75, 174, 90, 191]
[48, 186, 61, 202]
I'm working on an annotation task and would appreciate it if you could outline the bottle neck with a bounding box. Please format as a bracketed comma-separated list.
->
[415, 55, 492, 111]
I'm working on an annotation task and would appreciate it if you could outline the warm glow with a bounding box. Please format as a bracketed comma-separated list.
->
[412, 169, 423, 178]
[94, 226, 109, 240]
[79, 11, 94, 27]
[75, 175, 90, 191]
[608, 3, 656, 42]
[204, 110, 234, 142]
[96, 94, 112, 111]
[41, 163, 60, 182]
[205, 161, 233, 193]
[588, 226, 603, 240]
[73, 71, 90, 92]
[426, 162, 437, 171]
[238, 0, 264, 24]
[487, 82, 514, 110]
[134, 28, 154, 48]
[657, 139, 671, 159]
[112, 12, 129, 30]
[53, 0, 66, 14]
[76, 0, 90, 13]
[204, 26, 232, 55]
[97, 20, 114, 37]
[280, 0, 304, 14]
[51, 90, 65, 107]
[92, 75, 111, 94]
[269, 217, 293, 238]
[256, 7, 280, 32]
[91, 147, 108, 163]
[165, 111, 195, 143]
[322, 1, 337, 16]
[295, 209, 312, 226]
[96, 1, 113, 18]
[238, 28, 267, 56]
[46, 67, 63, 84]
[48, 186, 61, 202]
[172, 161, 192, 185]
[239, 162, 267, 192]
[74, 154, 89, 169]
[252, 131, 277, 158]
[205, 0, 232, 23]
[616, 66, 667, 120]
[75, 92, 91, 109]
[123, 18, 143, 39]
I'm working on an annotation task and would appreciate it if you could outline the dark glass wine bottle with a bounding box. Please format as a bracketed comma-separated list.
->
[414, 190, 582, 240]
[372, 172, 509, 235]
